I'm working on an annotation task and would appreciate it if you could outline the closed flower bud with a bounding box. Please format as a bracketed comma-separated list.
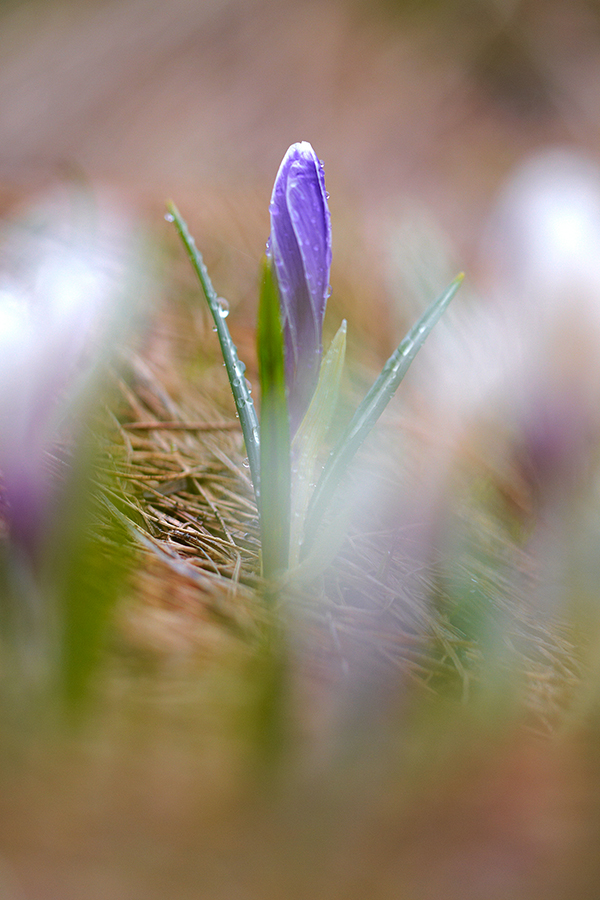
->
[267, 142, 332, 430]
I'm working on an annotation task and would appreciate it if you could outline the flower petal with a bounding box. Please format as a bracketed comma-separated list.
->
[268, 142, 332, 430]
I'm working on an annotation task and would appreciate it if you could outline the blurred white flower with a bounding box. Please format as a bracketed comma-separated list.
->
[0, 187, 143, 558]
[484, 148, 600, 315]
[396, 148, 600, 468]
[477, 149, 600, 497]
[377, 148, 600, 622]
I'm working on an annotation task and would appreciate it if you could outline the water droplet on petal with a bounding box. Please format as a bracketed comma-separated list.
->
[216, 298, 230, 318]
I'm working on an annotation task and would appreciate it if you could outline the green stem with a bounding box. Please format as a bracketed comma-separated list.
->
[257, 260, 291, 580]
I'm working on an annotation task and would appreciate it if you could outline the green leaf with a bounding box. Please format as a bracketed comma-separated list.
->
[302, 273, 464, 556]
[290, 320, 347, 567]
[257, 260, 291, 580]
[167, 202, 260, 502]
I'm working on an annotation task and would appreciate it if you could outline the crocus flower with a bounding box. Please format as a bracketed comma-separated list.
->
[267, 142, 332, 430]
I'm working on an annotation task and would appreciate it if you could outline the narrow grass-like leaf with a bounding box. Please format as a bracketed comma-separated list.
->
[302, 274, 464, 556]
[289, 320, 346, 566]
[167, 202, 260, 501]
[257, 260, 291, 580]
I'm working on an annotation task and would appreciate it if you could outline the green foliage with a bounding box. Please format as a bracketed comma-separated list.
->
[257, 260, 291, 580]
[290, 320, 347, 567]
[302, 274, 464, 556]
[0, 438, 134, 717]
[167, 202, 260, 502]
[169, 206, 462, 586]
[54, 496, 133, 710]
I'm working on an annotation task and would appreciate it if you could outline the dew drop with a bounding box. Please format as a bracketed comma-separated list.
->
[164, 212, 174, 222]
[216, 298, 230, 318]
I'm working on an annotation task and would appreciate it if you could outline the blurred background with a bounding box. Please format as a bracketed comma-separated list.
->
[3, 0, 600, 244]
[4, 0, 600, 354]
[3, 0, 600, 898]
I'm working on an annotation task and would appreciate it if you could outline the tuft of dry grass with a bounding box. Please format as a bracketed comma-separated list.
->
[93, 276, 581, 738]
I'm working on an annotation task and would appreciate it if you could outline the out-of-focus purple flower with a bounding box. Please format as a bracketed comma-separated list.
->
[267, 142, 332, 430]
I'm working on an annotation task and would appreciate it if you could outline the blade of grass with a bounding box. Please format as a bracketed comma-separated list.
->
[302, 273, 464, 557]
[167, 202, 260, 502]
[257, 260, 291, 580]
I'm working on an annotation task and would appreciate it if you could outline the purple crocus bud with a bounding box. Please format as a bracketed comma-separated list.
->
[267, 142, 332, 431]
